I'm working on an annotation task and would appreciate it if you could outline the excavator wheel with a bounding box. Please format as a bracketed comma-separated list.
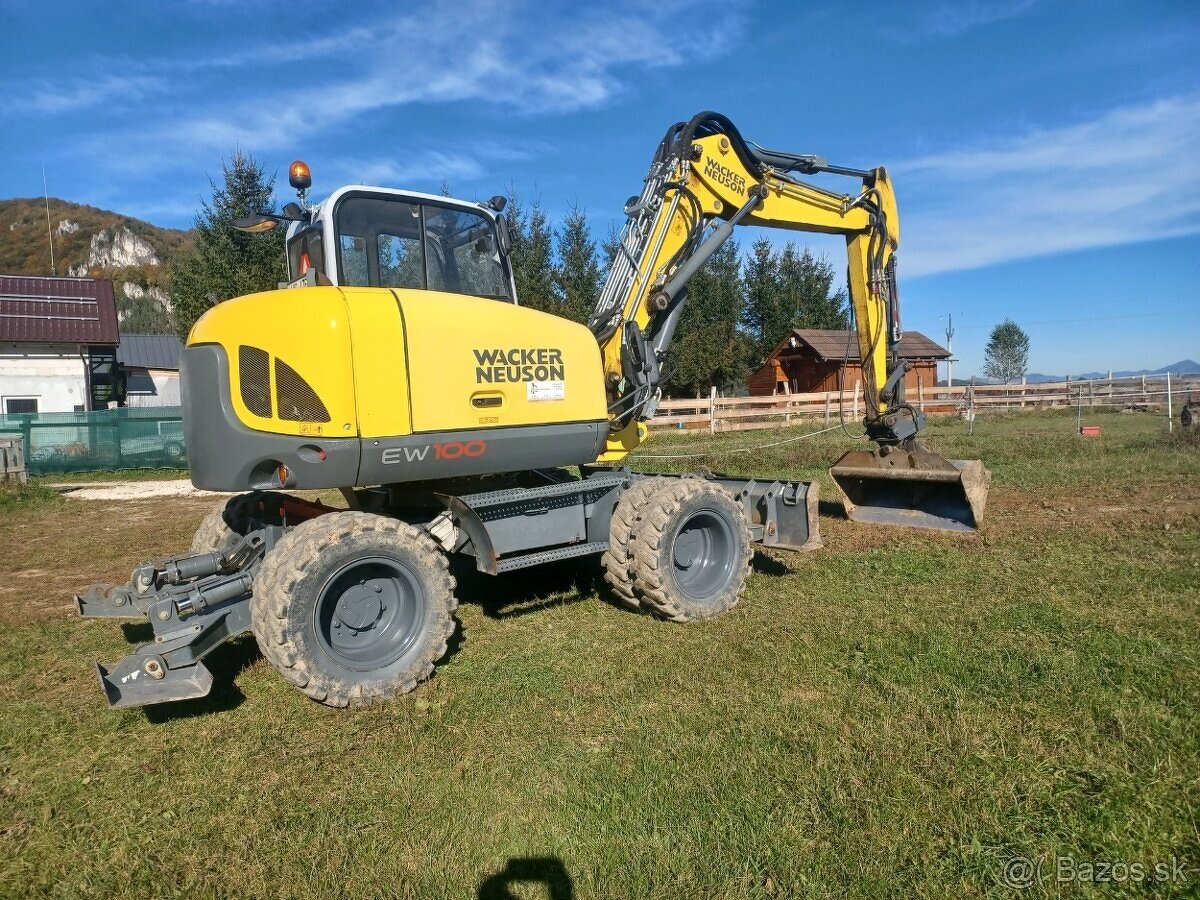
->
[189, 490, 292, 554]
[601, 476, 670, 612]
[251, 511, 458, 708]
[629, 480, 752, 623]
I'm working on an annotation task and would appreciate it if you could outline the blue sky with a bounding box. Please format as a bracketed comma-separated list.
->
[1, 0, 1197, 376]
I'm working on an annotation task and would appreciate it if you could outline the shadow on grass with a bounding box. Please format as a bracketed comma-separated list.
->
[119, 621, 153, 643]
[478, 857, 573, 899]
[451, 556, 606, 621]
[751, 551, 789, 576]
[818, 497, 848, 520]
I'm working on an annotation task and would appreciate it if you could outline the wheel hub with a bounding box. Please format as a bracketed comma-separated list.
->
[333, 580, 385, 632]
[673, 530, 702, 569]
[670, 508, 735, 601]
[316, 557, 425, 670]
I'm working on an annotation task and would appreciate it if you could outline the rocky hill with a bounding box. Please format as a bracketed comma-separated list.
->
[0, 198, 191, 332]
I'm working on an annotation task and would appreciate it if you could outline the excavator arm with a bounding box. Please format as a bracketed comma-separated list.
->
[590, 112, 907, 454]
[590, 112, 989, 531]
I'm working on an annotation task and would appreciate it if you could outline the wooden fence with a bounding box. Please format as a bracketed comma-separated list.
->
[649, 373, 1200, 434]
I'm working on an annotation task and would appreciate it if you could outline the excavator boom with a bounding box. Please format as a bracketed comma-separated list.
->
[588, 112, 989, 531]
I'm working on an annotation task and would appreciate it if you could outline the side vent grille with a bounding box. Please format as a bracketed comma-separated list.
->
[275, 358, 330, 422]
[238, 346, 272, 417]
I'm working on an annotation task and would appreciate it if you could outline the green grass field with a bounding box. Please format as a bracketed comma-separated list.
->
[0, 409, 1196, 898]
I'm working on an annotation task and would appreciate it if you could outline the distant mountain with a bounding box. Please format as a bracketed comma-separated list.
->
[940, 360, 1200, 387]
[1025, 360, 1200, 382]
[0, 197, 191, 333]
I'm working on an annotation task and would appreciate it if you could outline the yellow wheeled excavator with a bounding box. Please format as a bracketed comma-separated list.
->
[76, 112, 989, 709]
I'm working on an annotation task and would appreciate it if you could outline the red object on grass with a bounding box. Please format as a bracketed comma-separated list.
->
[1080, 426, 1101, 437]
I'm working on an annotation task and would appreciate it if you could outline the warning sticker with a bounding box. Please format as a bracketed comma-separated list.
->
[527, 381, 565, 402]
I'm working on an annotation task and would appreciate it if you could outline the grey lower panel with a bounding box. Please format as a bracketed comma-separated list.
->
[182, 344, 608, 492]
[358, 422, 608, 486]
[182, 344, 360, 491]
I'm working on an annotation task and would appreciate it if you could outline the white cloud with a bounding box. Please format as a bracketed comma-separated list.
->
[1, 74, 165, 115]
[11, 0, 746, 176]
[326, 152, 486, 188]
[893, 94, 1200, 277]
[891, 0, 1041, 40]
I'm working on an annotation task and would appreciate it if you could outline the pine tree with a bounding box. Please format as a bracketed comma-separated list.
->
[600, 225, 623, 271]
[740, 237, 786, 366]
[171, 151, 285, 337]
[552, 205, 601, 325]
[779, 243, 847, 331]
[505, 190, 556, 313]
[983, 319, 1030, 383]
[663, 242, 751, 396]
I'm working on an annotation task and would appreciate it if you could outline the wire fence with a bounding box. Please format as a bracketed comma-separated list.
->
[0, 407, 185, 476]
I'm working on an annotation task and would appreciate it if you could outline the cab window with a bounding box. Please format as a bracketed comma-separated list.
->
[332, 194, 512, 301]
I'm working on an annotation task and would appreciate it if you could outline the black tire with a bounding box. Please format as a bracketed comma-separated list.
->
[251, 511, 457, 708]
[189, 491, 290, 554]
[163, 441, 185, 461]
[629, 480, 752, 623]
[601, 477, 669, 611]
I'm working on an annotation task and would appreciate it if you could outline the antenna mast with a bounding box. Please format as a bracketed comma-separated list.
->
[41, 158, 57, 276]
[944, 313, 955, 388]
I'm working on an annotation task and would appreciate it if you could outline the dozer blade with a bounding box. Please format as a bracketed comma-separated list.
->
[95, 658, 214, 709]
[830, 447, 991, 533]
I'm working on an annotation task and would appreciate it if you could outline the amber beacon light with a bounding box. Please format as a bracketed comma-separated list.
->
[289, 160, 312, 191]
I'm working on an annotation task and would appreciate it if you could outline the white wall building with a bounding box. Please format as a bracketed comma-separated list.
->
[118, 333, 183, 407]
[0, 275, 120, 415]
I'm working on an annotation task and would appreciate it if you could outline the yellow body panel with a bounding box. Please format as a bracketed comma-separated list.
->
[188, 287, 358, 437]
[597, 420, 647, 462]
[190, 286, 608, 442]
[399, 290, 607, 433]
[341, 288, 412, 438]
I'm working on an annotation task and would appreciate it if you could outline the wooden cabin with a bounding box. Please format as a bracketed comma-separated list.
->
[747, 329, 950, 396]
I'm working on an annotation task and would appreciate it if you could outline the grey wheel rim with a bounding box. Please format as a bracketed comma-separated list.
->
[670, 507, 737, 601]
[315, 555, 425, 671]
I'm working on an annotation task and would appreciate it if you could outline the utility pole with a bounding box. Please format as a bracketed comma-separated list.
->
[944, 313, 955, 389]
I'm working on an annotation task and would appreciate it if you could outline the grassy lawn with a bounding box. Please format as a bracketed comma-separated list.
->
[0, 408, 1196, 898]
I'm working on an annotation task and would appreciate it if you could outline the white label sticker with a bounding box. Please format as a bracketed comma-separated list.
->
[527, 381, 565, 402]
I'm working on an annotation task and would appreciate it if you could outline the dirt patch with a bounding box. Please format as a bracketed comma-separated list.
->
[59, 480, 232, 502]
[0, 495, 216, 627]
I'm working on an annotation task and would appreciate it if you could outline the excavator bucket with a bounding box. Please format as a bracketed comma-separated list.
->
[830, 447, 991, 533]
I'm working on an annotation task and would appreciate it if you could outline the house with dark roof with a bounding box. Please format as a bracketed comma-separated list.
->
[117, 333, 183, 407]
[0, 275, 121, 413]
[747, 328, 951, 396]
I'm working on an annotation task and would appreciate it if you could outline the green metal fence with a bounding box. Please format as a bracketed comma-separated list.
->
[0, 407, 186, 475]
